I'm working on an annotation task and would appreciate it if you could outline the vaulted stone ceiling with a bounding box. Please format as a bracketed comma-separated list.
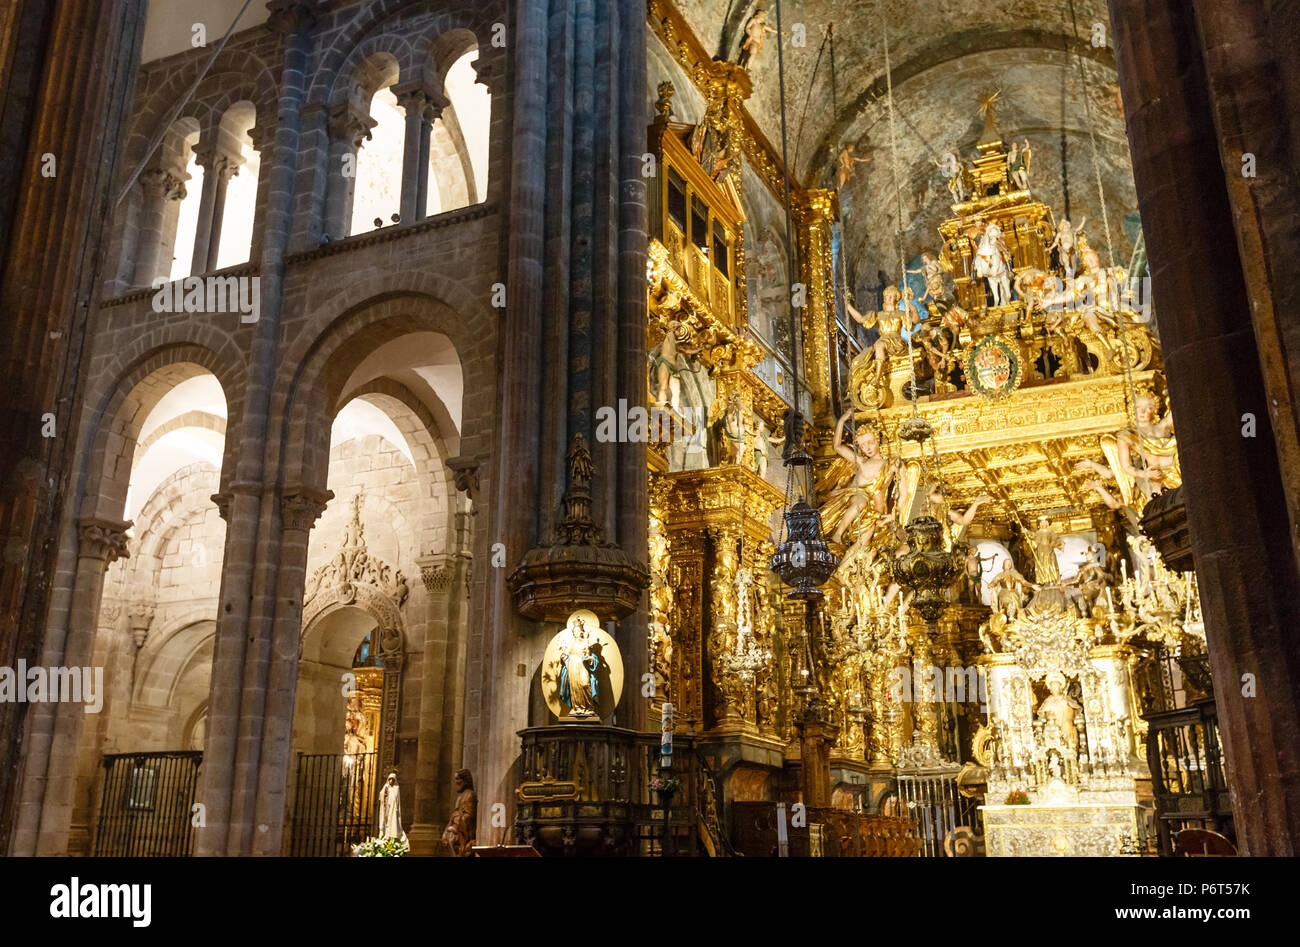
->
[675, 0, 1139, 296]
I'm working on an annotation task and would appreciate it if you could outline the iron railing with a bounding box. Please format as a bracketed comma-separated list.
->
[290, 751, 378, 856]
[93, 751, 202, 856]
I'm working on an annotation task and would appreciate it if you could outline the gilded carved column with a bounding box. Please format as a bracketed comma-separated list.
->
[796, 188, 838, 426]
[706, 524, 742, 727]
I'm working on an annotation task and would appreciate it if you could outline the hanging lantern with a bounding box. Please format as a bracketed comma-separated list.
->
[770, 409, 838, 599]
[891, 515, 963, 622]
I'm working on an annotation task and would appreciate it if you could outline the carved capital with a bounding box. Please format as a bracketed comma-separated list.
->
[128, 601, 156, 649]
[446, 455, 480, 504]
[210, 492, 233, 522]
[79, 518, 131, 566]
[141, 168, 187, 201]
[267, 0, 317, 34]
[328, 102, 376, 150]
[471, 52, 506, 96]
[191, 145, 239, 181]
[392, 81, 446, 123]
[280, 487, 334, 532]
[416, 554, 454, 595]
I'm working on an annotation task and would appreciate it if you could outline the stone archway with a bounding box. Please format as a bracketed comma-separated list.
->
[299, 494, 410, 777]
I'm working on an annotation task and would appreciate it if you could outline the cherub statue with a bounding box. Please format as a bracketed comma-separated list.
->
[820, 410, 901, 546]
[945, 491, 993, 542]
[737, 9, 777, 68]
[649, 319, 702, 411]
[720, 390, 748, 465]
[844, 284, 919, 389]
[835, 142, 870, 191]
[987, 558, 1036, 619]
[1008, 138, 1031, 191]
[747, 413, 784, 477]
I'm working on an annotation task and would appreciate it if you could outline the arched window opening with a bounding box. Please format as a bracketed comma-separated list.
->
[351, 84, 404, 234]
[429, 48, 489, 215]
[213, 102, 259, 269]
[168, 144, 202, 282]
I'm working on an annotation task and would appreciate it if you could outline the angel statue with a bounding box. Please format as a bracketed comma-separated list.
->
[737, 9, 777, 68]
[844, 284, 920, 391]
[931, 153, 969, 203]
[836, 142, 870, 191]
[1048, 216, 1088, 279]
[1075, 391, 1181, 518]
[817, 410, 903, 547]
[649, 319, 701, 412]
[1008, 138, 1031, 191]
[905, 251, 949, 307]
[747, 413, 785, 478]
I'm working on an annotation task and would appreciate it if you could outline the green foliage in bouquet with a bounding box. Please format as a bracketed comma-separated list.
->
[352, 835, 410, 857]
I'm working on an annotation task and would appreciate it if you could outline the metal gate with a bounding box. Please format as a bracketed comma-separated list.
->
[290, 751, 378, 856]
[93, 751, 202, 856]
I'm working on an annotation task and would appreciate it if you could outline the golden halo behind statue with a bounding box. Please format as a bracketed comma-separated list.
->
[541, 609, 624, 722]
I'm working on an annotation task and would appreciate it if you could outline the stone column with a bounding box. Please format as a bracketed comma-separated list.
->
[249, 486, 330, 856]
[131, 168, 185, 287]
[190, 146, 239, 275]
[0, 0, 146, 856]
[475, 0, 548, 836]
[1108, 0, 1300, 854]
[196, 0, 316, 856]
[408, 552, 460, 855]
[323, 103, 374, 239]
[1191, 0, 1300, 582]
[393, 84, 441, 225]
[34, 519, 129, 855]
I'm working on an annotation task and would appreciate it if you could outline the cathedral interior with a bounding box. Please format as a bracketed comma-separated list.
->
[2, 0, 1299, 864]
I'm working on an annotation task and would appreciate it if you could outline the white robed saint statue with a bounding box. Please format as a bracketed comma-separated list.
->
[378, 772, 406, 841]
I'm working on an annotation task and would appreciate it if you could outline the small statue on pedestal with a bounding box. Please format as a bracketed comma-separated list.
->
[559, 617, 601, 719]
[1037, 673, 1083, 754]
[378, 772, 406, 842]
